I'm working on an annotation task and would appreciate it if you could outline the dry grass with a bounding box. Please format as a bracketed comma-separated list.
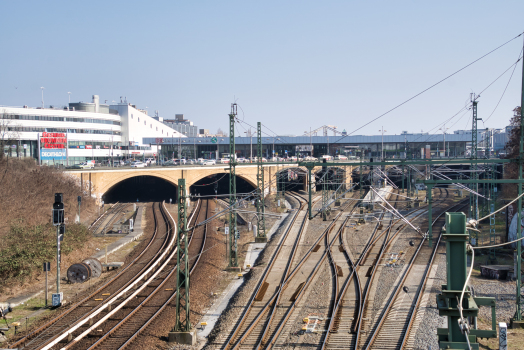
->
[0, 158, 98, 292]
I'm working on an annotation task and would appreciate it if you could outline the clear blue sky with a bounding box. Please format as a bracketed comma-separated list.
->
[1, 1, 523, 138]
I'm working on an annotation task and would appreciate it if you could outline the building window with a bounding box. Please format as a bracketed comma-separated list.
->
[150, 124, 152, 128]
[138, 117, 140, 122]
[156, 127, 158, 131]
[144, 121, 146, 125]
[131, 114, 133, 119]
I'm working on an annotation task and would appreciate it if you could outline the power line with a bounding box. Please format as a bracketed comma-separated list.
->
[332, 31, 524, 144]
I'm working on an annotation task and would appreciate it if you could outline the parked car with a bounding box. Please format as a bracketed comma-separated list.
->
[186, 159, 196, 165]
[237, 157, 247, 163]
[334, 155, 348, 160]
[145, 157, 156, 165]
[174, 159, 186, 165]
[217, 158, 230, 164]
[162, 160, 177, 166]
[130, 161, 146, 168]
[202, 159, 216, 165]
[197, 158, 205, 164]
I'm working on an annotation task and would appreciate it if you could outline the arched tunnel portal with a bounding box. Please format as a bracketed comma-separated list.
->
[102, 175, 178, 203]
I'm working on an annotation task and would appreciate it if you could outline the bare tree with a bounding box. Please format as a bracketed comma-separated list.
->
[0, 109, 21, 160]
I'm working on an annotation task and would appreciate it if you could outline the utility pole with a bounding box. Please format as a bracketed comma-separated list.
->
[174, 179, 190, 332]
[228, 104, 238, 268]
[310, 127, 313, 157]
[256, 122, 266, 242]
[439, 124, 449, 157]
[379, 126, 387, 161]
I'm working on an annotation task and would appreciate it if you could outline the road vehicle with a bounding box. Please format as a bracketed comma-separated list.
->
[202, 159, 216, 165]
[130, 161, 146, 168]
[218, 158, 230, 164]
[334, 155, 348, 160]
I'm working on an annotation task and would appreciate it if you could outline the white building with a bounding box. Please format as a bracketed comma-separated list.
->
[0, 95, 186, 166]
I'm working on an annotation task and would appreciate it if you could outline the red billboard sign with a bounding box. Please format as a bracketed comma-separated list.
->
[40, 132, 67, 149]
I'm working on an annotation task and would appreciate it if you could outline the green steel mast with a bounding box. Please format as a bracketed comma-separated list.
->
[174, 179, 190, 332]
[256, 122, 266, 241]
[228, 104, 238, 268]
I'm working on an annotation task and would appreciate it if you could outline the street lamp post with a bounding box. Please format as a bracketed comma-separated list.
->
[439, 124, 449, 157]
[244, 129, 252, 162]
[41, 87, 45, 108]
[379, 126, 387, 161]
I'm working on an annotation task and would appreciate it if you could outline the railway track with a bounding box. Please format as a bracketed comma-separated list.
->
[9, 200, 202, 350]
[318, 187, 453, 350]
[66, 200, 210, 350]
[226, 187, 360, 349]
[225, 192, 310, 349]
[363, 200, 468, 350]
[354, 189, 451, 350]
[88, 202, 123, 234]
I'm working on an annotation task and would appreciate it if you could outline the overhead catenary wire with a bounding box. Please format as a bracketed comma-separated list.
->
[331, 31, 524, 144]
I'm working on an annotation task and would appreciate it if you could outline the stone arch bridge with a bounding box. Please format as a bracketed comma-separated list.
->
[65, 164, 351, 201]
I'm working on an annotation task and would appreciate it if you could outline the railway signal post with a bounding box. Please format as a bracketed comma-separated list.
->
[170, 178, 196, 345]
[52, 193, 64, 307]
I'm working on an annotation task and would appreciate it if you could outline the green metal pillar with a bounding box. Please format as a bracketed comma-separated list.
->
[359, 152, 363, 200]
[489, 164, 497, 263]
[322, 173, 329, 221]
[471, 99, 479, 222]
[427, 183, 433, 248]
[402, 164, 405, 193]
[174, 179, 190, 332]
[437, 213, 478, 349]
[514, 49, 524, 322]
[256, 122, 266, 241]
[228, 104, 238, 268]
[308, 166, 313, 220]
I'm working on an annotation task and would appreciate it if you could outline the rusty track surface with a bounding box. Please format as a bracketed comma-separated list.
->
[362, 200, 468, 350]
[225, 192, 309, 349]
[10, 200, 200, 350]
[71, 200, 210, 350]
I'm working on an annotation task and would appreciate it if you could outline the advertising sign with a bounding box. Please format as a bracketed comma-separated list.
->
[40, 132, 67, 161]
[41, 149, 66, 160]
[40, 132, 66, 149]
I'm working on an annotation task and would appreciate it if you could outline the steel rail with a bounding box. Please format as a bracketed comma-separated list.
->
[89, 202, 124, 234]
[225, 192, 307, 349]
[398, 202, 469, 350]
[11, 202, 167, 349]
[88, 202, 120, 231]
[28, 199, 200, 350]
[115, 200, 210, 349]
[363, 199, 467, 350]
[265, 213, 345, 348]
[83, 200, 209, 350]
[53, 201, 180, 350]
